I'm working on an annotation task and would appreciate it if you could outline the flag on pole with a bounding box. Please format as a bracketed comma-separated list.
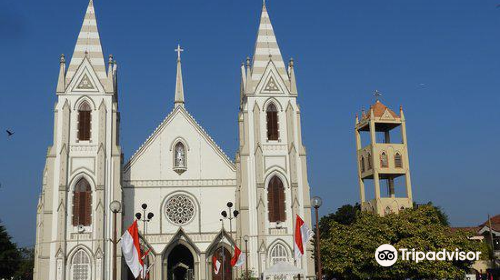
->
[231, 246, 245, 267]
[212, 255, 221, 274]
[294, 214, 314, 262]
[120, 221, 143, 278]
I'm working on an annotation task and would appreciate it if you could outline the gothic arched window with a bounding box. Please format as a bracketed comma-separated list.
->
[380, 152, 388, 168]
[72, 178, 92, 226]
[360, 156, 365, 173]
[71, 249, 91, 280]
[266, 103, 279, 141]
[394, 153, 403, 168]
[77, 101, 92, 141]
[270, 243, 289, 265]
[267, 176, 286, 222]
[174, 142, 186, 169]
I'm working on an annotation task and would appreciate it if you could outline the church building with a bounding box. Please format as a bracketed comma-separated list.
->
[33, 1, 315, 280]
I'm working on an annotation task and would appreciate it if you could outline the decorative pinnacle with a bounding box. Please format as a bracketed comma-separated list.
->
[108, 54, 114, 64]
[289, 58, 294, 67]
[374, 90, 382, 101]
[60, 54, 65, 63]
[246, 56, 251, 67]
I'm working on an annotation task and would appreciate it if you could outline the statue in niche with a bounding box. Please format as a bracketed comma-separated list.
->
[175, 143, 186, 168]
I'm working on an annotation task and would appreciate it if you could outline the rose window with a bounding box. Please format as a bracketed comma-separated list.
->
[165, 194, 195, 225]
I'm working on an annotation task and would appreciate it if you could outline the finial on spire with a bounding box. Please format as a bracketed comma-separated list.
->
[175, 44, 184, 61]
[289, 58, 294, 67]
[60, 54, 65, 64]
[374, 90, 382, 101]
[174, 44, 185, 107]
[108, 54, 114, 65]
[246, 56, 251, 67]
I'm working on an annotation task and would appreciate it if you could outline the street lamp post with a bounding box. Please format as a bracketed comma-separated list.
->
[243, 235, 249, 280]
[135, 203, 154, 280]
[221, 201, 239, 239]
[311, 196, 323, 280]
[110, 200, 122, 280]
[220, 202, 239, 280]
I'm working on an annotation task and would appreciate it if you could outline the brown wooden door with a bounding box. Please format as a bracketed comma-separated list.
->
[212, 248, 232, 280]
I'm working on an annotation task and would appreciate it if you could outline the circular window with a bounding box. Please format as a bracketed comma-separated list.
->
[165, 194, 195, 225]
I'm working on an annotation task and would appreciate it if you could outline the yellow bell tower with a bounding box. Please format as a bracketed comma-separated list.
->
[355, 97, 413, 216]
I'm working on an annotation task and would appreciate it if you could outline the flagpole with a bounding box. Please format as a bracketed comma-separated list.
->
[220, 219, 225, 280]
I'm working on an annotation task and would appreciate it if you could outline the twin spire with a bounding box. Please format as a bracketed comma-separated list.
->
[64, 0, 288, 103]
[66, 0, 107, 85]
[251, 1, 287, 83]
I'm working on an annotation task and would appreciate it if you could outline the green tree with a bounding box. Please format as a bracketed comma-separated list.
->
[13, 247, 34, 280]
[0, 220, 21, 279]
[320, 205, 485, 280]
[319, 204, 360, 234]
[414, 201, 450, 226]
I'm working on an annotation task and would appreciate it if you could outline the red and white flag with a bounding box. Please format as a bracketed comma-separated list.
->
[294, 214, 314, 262]
[230, 245, 245, 267]
[120, 221, 143, 278]
[212, 255, 221, 274]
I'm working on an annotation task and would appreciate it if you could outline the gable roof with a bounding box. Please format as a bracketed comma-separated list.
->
[124, 106, 235, 171]
[480, 214, 500, 232]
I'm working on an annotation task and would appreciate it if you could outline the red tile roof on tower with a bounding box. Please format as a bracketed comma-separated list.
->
[368, 100, 399, 119]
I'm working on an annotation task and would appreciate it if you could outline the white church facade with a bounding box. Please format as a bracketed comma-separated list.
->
[33, 1, 315, 280]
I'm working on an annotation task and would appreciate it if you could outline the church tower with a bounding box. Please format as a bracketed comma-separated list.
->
[236, 2, 315, 278]
[33, 1, 123, 280]
[355, 97, 413, 216]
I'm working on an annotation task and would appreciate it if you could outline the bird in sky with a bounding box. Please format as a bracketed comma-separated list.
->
[6, 130, 14, 137]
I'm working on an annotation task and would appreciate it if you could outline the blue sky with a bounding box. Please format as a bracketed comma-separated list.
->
[0, 0, 499, 247]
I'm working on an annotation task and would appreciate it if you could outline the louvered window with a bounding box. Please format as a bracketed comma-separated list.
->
[380, 152, 388, 168]
[78, 102, 92, 141]
[266, 103, 279, 141]
[72, 178, 92, 226]
[394, 153, 403, 168]
[268, 176, 286, 222]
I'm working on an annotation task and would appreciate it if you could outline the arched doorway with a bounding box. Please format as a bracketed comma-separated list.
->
[167, 244, 194, 280]
[212, 247, 232, 280]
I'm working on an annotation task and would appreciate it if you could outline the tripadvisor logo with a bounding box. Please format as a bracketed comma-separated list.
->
[375, 244, 481, 267]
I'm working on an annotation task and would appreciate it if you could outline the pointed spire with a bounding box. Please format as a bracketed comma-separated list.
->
[251, 2, 287, 83]
[66, 0, 107, 84]
[107, 54, 116, 92]
[56, 54, 66, 93]
[240, 62, 247, 102]
[288, 58, 297, 95]
[174, 44, 185, 107]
